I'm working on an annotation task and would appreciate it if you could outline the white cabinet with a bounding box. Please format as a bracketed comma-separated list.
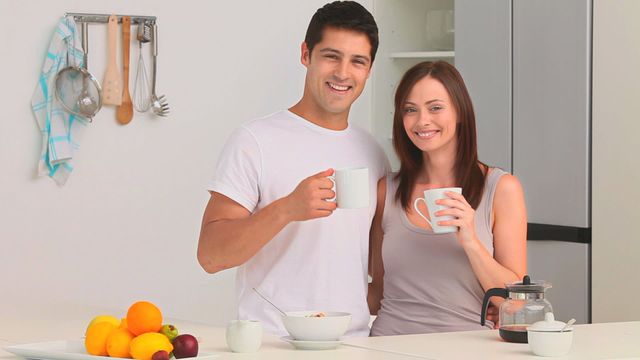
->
[371, 0, 510, 173]
[372, 0, 455, 170]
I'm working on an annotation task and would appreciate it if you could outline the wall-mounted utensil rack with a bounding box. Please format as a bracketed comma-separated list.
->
[64, 13, 156, 25]
[60, 12, 168, 119]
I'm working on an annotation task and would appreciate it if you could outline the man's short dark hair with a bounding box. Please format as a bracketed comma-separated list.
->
[304, 1, 379, 63]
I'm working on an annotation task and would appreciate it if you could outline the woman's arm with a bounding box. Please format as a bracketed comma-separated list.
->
[490, 174, 528, 283]
[367, 177, 387, 315]
[437, 173, 527, 296]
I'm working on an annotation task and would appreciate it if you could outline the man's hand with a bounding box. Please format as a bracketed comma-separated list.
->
[282, 169, 338, 221]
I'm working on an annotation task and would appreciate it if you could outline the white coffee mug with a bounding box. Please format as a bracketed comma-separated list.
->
[226, 320, 262, 353]
[413, 187, 462, 234]
[328, 167, 369, 209]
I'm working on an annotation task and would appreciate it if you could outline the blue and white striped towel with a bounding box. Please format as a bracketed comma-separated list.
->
[31, 16, 88, 185]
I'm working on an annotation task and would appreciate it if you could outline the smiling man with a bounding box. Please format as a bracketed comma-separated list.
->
[197, 1, 389, 337]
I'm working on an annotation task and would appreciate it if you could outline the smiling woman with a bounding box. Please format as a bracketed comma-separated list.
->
[392, 61, 484, 210]
[367, 61, 528, 336]
[401, 76, 458, 172]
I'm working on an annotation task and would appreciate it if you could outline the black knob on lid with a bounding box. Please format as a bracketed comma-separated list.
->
[523, 275, 531, 285]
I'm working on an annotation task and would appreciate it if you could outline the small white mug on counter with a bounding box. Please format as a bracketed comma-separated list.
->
[226, 320, 262, 353]
[328, 167, 369, 209]
[413, 187, 462, 234]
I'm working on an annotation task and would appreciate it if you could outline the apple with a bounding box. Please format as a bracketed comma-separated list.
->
[172, 334, 198, 358]
[151, 350, 170, 360]
[160, 324, 179, 342]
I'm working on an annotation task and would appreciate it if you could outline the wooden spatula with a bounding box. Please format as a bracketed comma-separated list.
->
[116, 16, 133, 124]
[102, 15, 122, 106]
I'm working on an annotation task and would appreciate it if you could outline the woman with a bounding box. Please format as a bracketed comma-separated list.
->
[368, 61, 527, 335]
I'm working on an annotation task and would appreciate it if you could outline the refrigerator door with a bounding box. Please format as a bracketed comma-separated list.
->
[455, 0, 512, 173]
[528, 240, 590, 324]
[513, 0, 591, 228]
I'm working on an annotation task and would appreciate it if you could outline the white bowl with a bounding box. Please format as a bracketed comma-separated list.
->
[527, 330, 573, 357]
[281, 311, 351, 341]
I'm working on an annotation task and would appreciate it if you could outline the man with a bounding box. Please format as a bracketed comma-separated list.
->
[197, 1, 389, 337]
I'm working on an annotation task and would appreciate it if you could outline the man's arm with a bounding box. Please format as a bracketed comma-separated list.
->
[197, 169, 337, 274]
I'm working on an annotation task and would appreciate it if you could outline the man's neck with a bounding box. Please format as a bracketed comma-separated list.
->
[289, 100, 349, 131]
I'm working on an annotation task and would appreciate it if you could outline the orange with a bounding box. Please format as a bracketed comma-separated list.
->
[126, 301, 163, 336]
[85, 322, 117, 356]
[118, 318, 129, 330]
[106, 328, 134, 358]
[130, 333, 173, 360]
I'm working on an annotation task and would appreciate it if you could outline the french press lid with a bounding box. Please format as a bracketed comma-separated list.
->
[505, 275, 551, 293]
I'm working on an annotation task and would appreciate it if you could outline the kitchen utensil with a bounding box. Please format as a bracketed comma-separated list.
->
[281, 311, 351, 341]
[561, 318, 576, 332]
[480, 275, 553, 343]
[150, 23, 170, 116]
[137, 19, 152, 42]
[115, 16, 133, 124]
[54, 19, 102, 120]
[280, 336, 343, 351]
[102, 15, 122, 105]
[226, 320, 262, 353]
[133, 21, 151, 112]
[77, 22, 101, 119]
[527, 313, 574, 356]
[328, 167, 370, 209]
[4, 339, 220, 360]
[413, 187, 462, 233]
[252, 288, 286, 316]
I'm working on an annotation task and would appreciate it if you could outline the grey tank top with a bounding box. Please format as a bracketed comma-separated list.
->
[370, 168, 507, 336]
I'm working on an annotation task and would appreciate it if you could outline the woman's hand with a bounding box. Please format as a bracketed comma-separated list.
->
[435, 191, 479, 247]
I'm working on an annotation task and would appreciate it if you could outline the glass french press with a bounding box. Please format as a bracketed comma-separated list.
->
[480, 275, 553, 343]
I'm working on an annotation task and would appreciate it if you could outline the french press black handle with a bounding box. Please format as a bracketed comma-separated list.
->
[480, 288, 509, 326]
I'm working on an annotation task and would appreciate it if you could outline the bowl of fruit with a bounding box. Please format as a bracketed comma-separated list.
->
[84, 301, 200, 360]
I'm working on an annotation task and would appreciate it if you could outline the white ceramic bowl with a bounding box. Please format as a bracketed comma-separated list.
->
[281, 311, 351, 341]
[527, 330, 573, 357]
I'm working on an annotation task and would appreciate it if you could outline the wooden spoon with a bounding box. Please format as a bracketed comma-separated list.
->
[116, 16, 133, 124]
[102, 15, 122, 106]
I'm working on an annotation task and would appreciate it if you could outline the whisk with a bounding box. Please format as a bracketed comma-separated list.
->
[133, 20, 152, 112]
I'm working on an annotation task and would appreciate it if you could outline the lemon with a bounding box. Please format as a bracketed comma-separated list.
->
[86, 315, 120, 335]
[85, 322, 117, 356]
[130, 333, 173, 360]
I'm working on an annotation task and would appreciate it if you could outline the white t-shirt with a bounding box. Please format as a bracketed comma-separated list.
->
[208, 110, 389, 337]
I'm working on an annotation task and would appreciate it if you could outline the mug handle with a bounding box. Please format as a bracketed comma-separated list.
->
[413, 198, 433, 227]
[327, 175, 336, 202]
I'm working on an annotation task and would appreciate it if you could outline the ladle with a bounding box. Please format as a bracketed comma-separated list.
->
[77, 22, 100, 118]
[252, 287, 286, 316]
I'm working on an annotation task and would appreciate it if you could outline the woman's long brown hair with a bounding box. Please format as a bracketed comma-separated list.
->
[393, 61, 487, 210]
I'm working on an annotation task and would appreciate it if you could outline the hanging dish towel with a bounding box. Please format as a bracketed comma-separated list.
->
[31, 16, 88, 185]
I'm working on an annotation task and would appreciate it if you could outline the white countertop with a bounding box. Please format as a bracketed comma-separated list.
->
[345, 322, 640, 359]
[0, 302, 414, 360]
[1, 302, 638, 360]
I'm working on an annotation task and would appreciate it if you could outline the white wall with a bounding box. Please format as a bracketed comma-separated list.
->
[0, 0, 373, 325]
[592, 0, 640, 322]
